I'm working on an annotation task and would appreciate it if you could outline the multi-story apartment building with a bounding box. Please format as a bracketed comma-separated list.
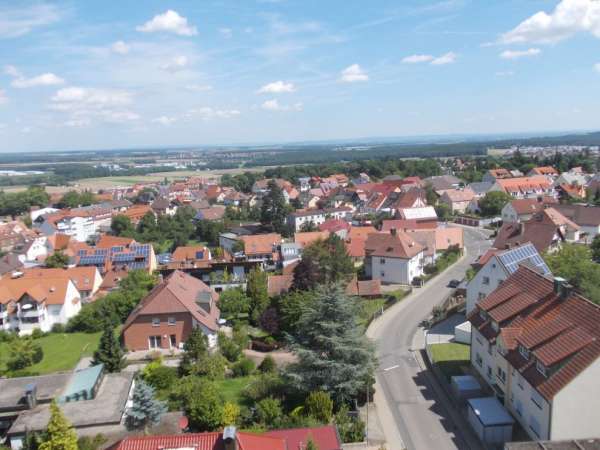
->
[469, 266, 600, 441]
[287, 207, 352, 231]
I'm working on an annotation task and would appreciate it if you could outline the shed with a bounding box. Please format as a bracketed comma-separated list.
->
[451, 375, 482, 402]
[467, 397, 514, 447]
[454, 320, 471, 344]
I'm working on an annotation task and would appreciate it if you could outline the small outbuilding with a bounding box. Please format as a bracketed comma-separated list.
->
[450, 375, 482, 402]
[467, 397, 514, 447]
[454, 320, 471, 344]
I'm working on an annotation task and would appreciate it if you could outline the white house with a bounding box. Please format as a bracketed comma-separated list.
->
[469, 268, 600, 442]
[364, 229, 424, 285]
[490, 176, 554, 199]
[465, 242, 551, 315]
[501, 197, 557, 223]
[0, 275, 81, 334]
[287, 207, 352, 232]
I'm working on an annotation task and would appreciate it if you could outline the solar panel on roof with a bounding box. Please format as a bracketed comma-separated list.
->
[498, 243, 551, 276]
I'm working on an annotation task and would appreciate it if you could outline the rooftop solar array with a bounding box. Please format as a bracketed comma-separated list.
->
[79, 255, 106, 265]
[498, 243, 551, 275]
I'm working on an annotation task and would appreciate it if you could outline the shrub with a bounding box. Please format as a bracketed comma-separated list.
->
[232, 357, 255, 377]
[256, 397, 282, 426]
[30, 328, 45, 339]
[51, 323, 66, 333]
[258, 355, 277, 374]
[305, 391, 333, 423]
[144, 365, 177, 391]
[221, 402, 240, 427]
[242, 373, 284, 402]
[218, 332, 241, 362]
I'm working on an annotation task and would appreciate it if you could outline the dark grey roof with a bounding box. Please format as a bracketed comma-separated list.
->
[467, 181, 493, 195]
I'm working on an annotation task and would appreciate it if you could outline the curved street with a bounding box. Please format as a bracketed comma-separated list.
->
[367, 226, 491, 450]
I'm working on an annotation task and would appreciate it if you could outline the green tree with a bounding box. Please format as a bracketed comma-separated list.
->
[591, 235, 600, 263]
[286, 284, 376, 405]
[218, 332, 242, 362]
[92, 324, 124, 372]
[292, 234, 354, 291]
[305, 391, 333, 423]
[179, 379, 224, 431]
[127, 379, 167, 431]
[256, 397, 283, 426]
[221, 402, 241, 427]
[57, 191, 96, 208]
[39, 402, 78, 450]
[277, 290, 316, 334]
[544, 244, 600, 304]
[218, 288, 251, 318]
[334, 404, 365, 443]
[7, 337, 43, 371]
[111, 214, 134, 237]
[45, 251, 69, 269]
[179, 328, 208, 375]
[246, 267, 270, 324]
[77, 434, 107, 450]
[478, 191, 511, 217]
[258, 355, 277, 373]
[260, 180, 289, 233]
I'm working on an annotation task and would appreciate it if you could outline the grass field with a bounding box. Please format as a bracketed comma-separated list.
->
[0, 332, 101, 376]
[215, 376, 253, 404]
[428, 342, 471, 380]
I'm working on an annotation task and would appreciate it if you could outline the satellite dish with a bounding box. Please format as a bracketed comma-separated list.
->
[22, 304, 33, 310]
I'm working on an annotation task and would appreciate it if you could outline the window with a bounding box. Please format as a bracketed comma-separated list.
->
[168, 317, 176, 326]
[518, 374, 524, 390]
[152, 318, 160, 327]
[497, 367, 506, 384]
[519, 345, 530, 360]
[531, 389, 544, 410]
[475, 353, 483, 367]
[529, 416, 541, 438]
[149, 335, 162, 349]
[380, 271, 385, 277]
[488, 343, 493, 356]
[487, 366, 492, 379]
[536, 360, 547, 377]
[476, 336, 483, 345]
[380, 258, 386, 264]
[478, 292, 486, 301]
[497, 279, 504, 286]
[482, 276, 490, 285]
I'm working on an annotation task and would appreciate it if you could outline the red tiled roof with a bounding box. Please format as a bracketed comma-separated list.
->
[530, 166, 559, 176]
[470, 265, 600, 401]
[364, 230, 423, 259]
[96, 235, 136, 249]
[108, 432, 285, 450]
[171, 245, 210, 262]
[267, 274, 294, 297]
[241, 233, 282, 256]
[507, 196, 557, 216]
[495, 175, 552, 194]
[265, 425, 342, 450]
[345, 277, 381, 297]
[294, 231, 330, 248]
[319, 219, 351, 233]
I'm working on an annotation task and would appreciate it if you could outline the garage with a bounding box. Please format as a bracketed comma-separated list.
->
[467, 397, 514, 447]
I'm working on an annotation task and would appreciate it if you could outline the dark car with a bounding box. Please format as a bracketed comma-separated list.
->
[448, 279, 461, 288]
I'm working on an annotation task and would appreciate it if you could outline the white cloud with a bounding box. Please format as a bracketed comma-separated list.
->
[258, 80, 296, 94]
[64, 118, 91, 128]
[4, 65, 21, 77]
[0, 89, 7, 104]
[0, 4, 61, 38]
[339, 64, 368, 82]
[187, 107, 241, 120]
[402, 54, 435, 64]
[185, 84, 213, 92]
[595, 63, 600, 73]
[261, 99, 302, 111]
[219, 27, 232, 38]
[11, 73, 65, 88]
[153, 116, 177, 126]
[160, 55, 188, 72]
[136, 10, 197, 36]
[495, 71, 515, 77]
[500, 0, 600, 45]
[111, 41, 129, 55]
[430, 51, 457, 65]
[500, 48, 541, 60]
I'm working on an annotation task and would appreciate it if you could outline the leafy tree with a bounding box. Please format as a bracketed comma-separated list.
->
[591, 235, 600, 263]
[305, 391, 333, 423]
[544, 244, 600, 304]
[424, 183, 438, 206]
[56, 191, 95, 208]
[258, 355, 277, 373]
[221, 402, 241, 426]
[260, 180, 289, 233]
[241, 373, 284, 402]
[127, 379, 167, 431]
[218, 288, 251, 318]
[7, 338, 43, 371]
[300, 221, 318, 232]
[286, 284, 376, 405]
[77, 434, 106, 450]
[92, 324, 124, 372]
[478, 191, 511, 217]
[232, 357, 255, 377]
[334, 404, 365, 443]
[292, 234, 354, 290]
[178, 378, 224, 431]
[277, 290, 316, 334]
[256, 397, 283, 426]
[247, 267, 270, 324]
[45, 251, 69, 269]
[195, 220, 225, 247]
[111, 214, 134, 237]
[144, 365, 177, 391]
[259, 307, 280, 335]
[179, 328, 208, 375]
[218, 332, 242, 362]
[39, 402, 78, 450]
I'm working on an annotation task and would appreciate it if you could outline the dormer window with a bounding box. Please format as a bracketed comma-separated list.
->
[519, 345, 530, 360]
[536, 360, 547, 377]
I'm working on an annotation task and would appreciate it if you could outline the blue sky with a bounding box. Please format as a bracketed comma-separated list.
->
[1, 0, 600, 152]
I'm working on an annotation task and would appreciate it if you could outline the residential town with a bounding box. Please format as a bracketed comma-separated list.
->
[1, 146, 600, 450]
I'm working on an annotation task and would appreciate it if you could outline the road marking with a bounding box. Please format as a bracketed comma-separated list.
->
[383, 364, 399, 371]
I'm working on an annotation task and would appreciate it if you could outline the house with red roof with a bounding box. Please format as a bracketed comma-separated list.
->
[491, 176, 554, 199]
[122, 270, 220, 350]
[501, 196, 558, 223]
[468, 266, 600, 441]
[527, 166, 560, 178]
[364, 229, 424, 285]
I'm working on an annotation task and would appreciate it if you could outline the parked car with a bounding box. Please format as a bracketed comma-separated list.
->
[447, 279, 460, 288]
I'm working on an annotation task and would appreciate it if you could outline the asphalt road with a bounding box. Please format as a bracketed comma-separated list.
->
[367, 226, 491, 450]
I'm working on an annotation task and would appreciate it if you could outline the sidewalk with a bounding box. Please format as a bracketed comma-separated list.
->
[412, 327, 483, 450]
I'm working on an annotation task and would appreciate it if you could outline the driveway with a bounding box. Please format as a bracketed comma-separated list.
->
[367, 226, 490, 450]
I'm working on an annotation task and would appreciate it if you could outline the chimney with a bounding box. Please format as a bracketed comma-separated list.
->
[223, 426, 237, 450]
[24, 383, 37, 409]
[553, 277, 572, 299]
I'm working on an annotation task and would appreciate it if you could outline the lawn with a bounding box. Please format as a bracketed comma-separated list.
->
[0, 332, 101, 376]
[358, 298, 387, 327]
[428, 342, 471, 381]
[215, 376, 253, 404]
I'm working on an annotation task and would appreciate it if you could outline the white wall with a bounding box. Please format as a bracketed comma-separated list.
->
[551, 356, 600, 440]
[369, 251, 423, 285]
[466, 256, 507, 314]
[470, 326, 498, 386]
